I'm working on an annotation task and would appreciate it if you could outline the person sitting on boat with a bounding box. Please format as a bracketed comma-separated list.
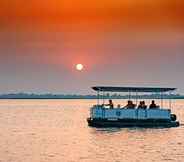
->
[138, 101, 143, 109]
[142, 101, 147, 109]
[138, 101, 147, 109]
[124, 100, 136, 109]
[103, 99, 114, 109]
[149, 100, 159, 109]
[117, 104, 121, 108]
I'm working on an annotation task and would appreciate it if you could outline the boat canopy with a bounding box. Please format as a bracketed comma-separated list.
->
[92, 86, 176, 93]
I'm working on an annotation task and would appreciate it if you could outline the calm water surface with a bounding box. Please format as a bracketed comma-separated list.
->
[0, 99, 184, 162]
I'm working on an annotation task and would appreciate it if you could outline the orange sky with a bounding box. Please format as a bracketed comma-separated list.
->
[1, 0, 184, 31]
[0, 0, 184, 93]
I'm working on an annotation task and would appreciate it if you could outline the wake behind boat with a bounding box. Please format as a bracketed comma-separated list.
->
[87, 86, 180, 128]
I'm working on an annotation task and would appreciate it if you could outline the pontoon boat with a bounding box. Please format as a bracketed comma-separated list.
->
[87, 86, 179, 128]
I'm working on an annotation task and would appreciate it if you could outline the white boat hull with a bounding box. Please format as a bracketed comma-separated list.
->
[87, 106, 179, 128]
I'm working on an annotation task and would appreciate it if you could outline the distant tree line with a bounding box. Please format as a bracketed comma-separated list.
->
[0, 93, 183, 99]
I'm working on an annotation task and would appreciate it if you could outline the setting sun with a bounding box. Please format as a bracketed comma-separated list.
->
[76, 64, 84, 71]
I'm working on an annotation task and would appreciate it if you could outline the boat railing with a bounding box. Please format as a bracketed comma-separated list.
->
[91, 104, 171, 110]
[90, 107, 171, 120]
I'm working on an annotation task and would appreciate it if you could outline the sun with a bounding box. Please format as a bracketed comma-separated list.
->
[76, 64, 84, 71]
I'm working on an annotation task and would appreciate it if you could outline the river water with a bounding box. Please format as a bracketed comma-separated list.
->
[0, 99, 183, 162]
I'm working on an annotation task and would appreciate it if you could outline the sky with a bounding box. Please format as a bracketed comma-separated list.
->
[0, 0, 184, 94]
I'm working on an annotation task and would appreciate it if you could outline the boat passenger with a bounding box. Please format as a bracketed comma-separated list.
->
[117, 104, 121, 108]
[142, 101, 147, 109]
[149, 100, 158, 109]
[138, 101, 147, 109]
[104, 99, 114, 109]
[138, 101, 143, 109]
[124, 100, 136, 109]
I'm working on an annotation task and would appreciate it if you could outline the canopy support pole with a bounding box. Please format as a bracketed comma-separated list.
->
[102, 91, 105, 104]
[97, 90, 100, 105]
[169, 92, 172, 109]
[161, 92, 163, 108]
[136, 90, 138, 105]
[128, 91, 131, 100]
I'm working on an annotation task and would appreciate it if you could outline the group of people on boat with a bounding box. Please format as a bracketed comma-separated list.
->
[103, 99, 159, 109]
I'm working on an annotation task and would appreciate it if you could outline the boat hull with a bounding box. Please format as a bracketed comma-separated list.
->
[87, 118, 179, 128]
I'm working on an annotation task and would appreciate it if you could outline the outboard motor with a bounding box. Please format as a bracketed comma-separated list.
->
[171, 114, 177, 121]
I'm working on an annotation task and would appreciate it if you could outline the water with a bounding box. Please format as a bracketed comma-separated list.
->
[0, 99, 183, 162]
